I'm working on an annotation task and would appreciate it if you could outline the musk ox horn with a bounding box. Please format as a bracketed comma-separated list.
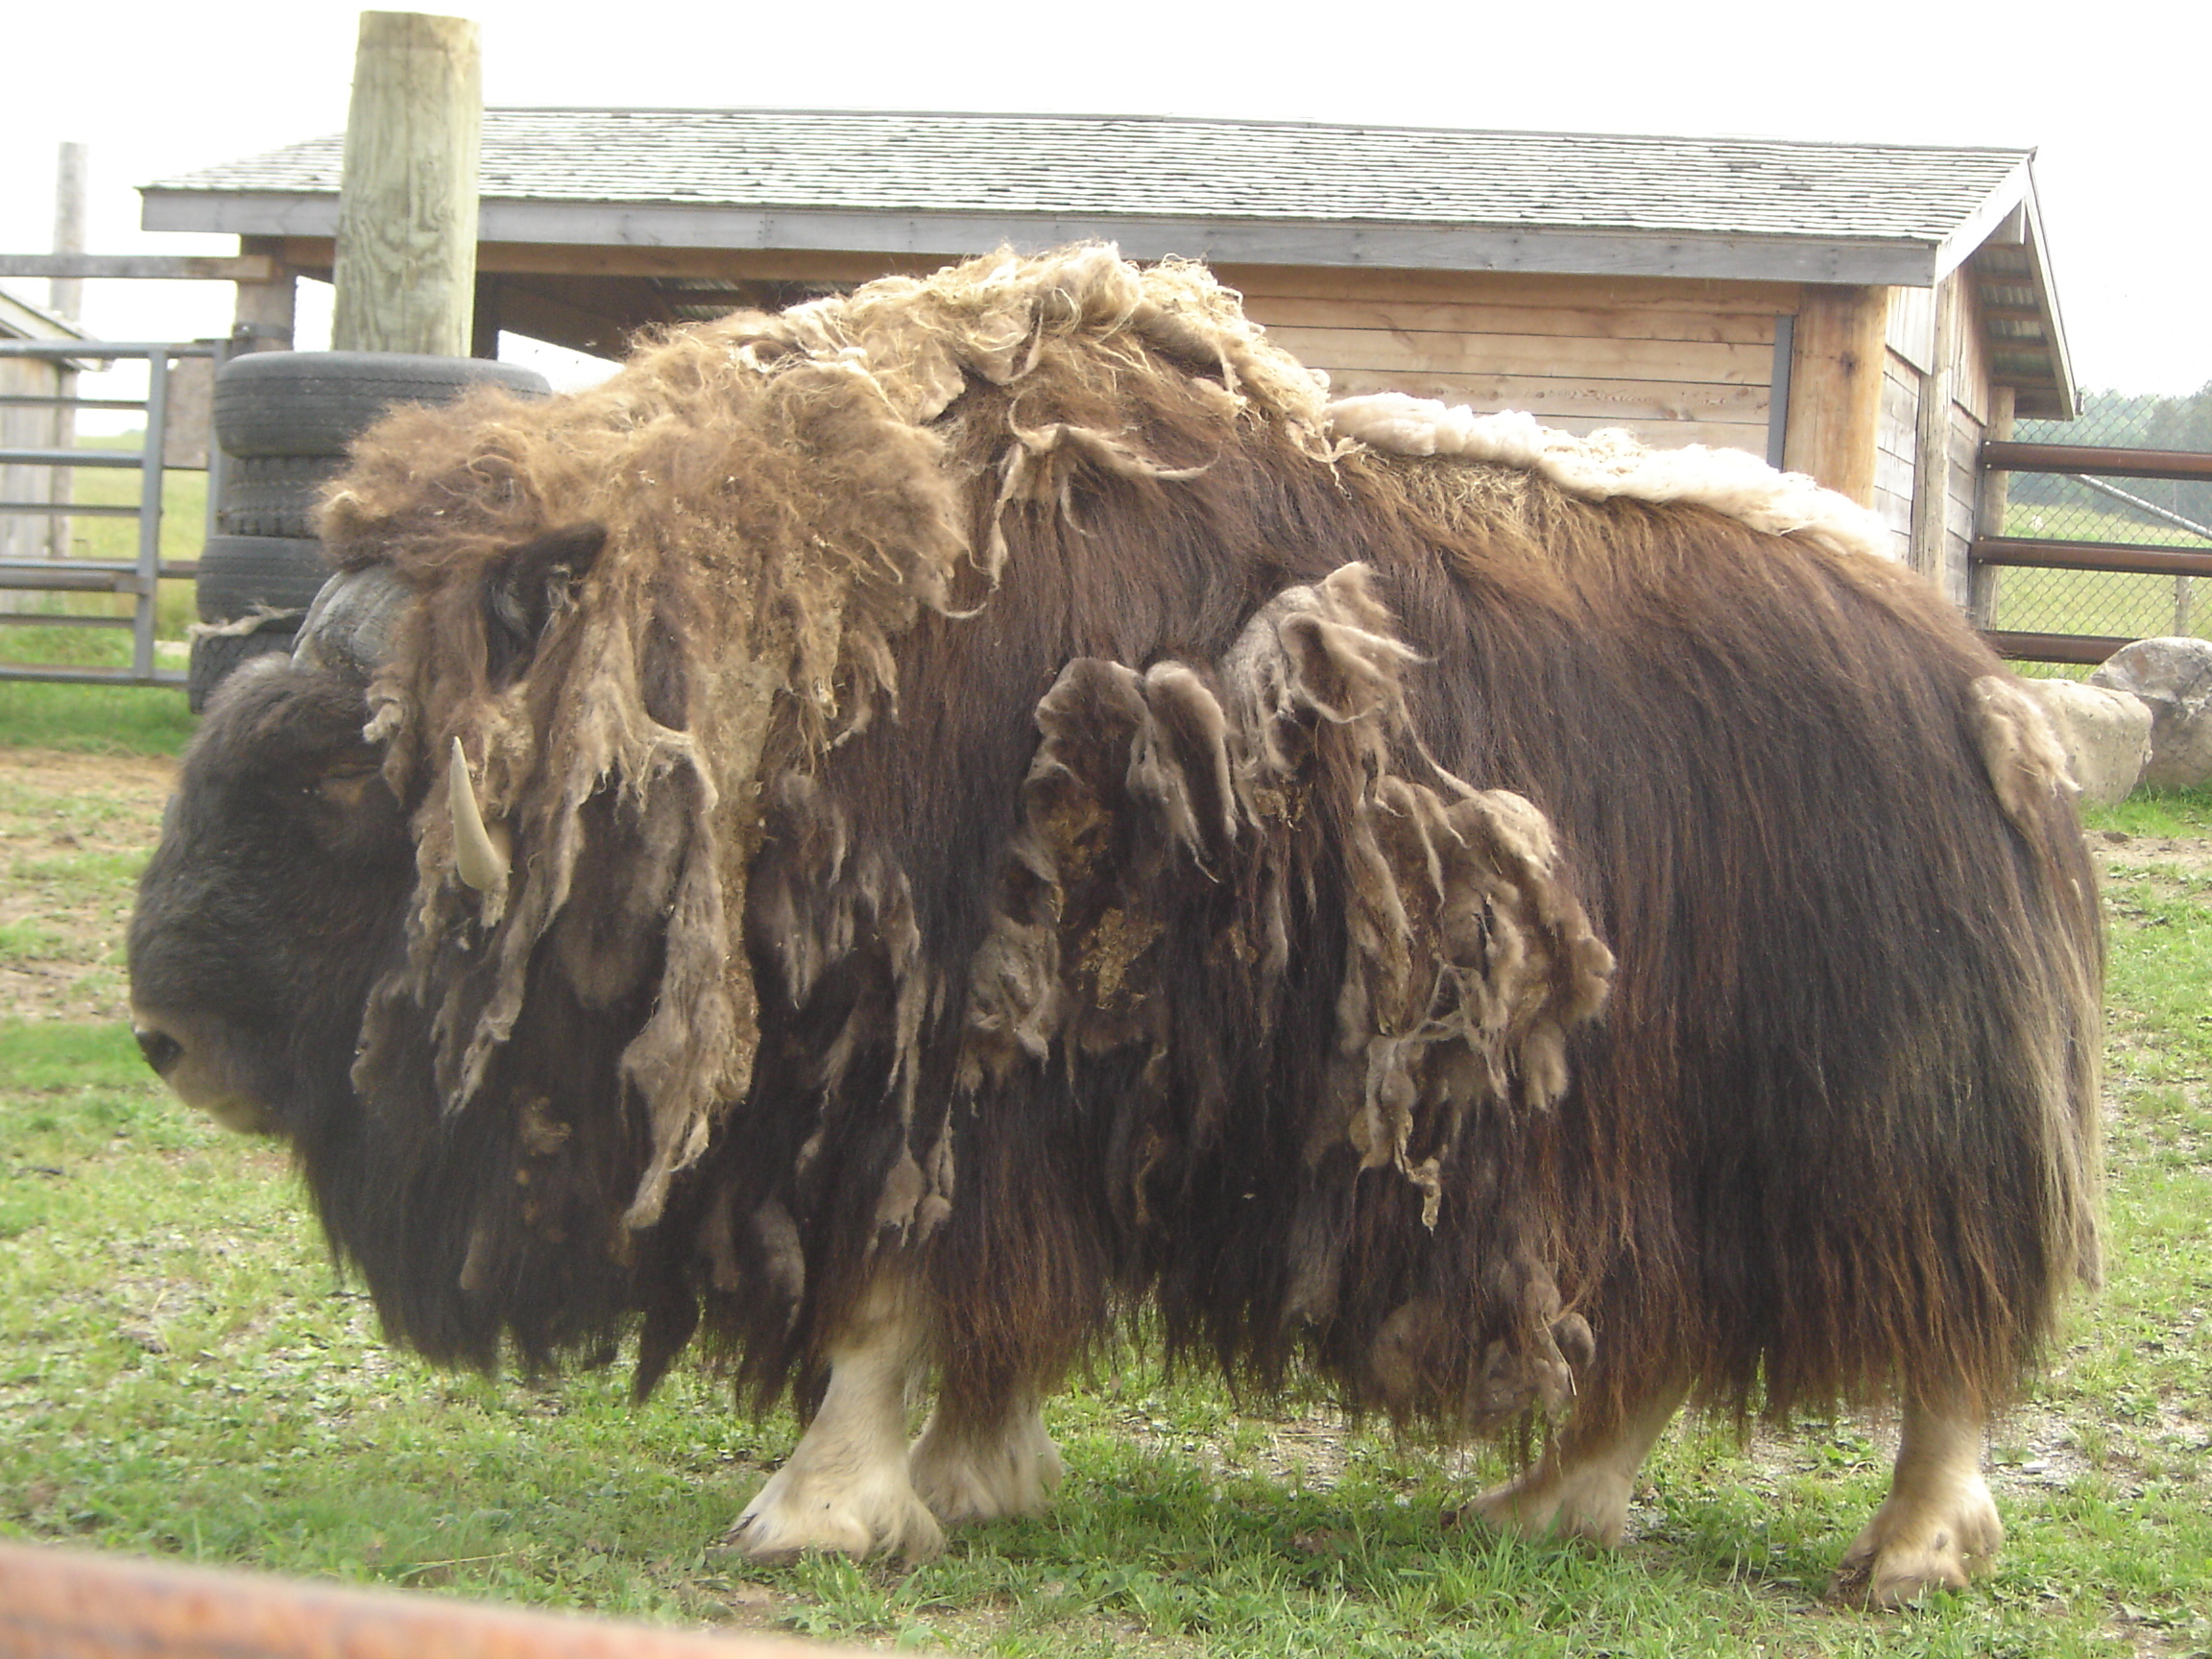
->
[448, 737, 513, 892]
[292, 564, 410, 677]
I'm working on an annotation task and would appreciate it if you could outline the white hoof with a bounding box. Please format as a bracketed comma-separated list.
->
[727, 1457, 945, 1565]
[1471, 1455, 1634, 1546]
[909, 1396, 1066, 1526]
[1469, 1379, 1686, 1548]
[1829, 1400, 2005, 1606]
[724, 1261, 940, 1563]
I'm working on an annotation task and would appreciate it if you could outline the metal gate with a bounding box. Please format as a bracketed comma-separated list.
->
[0, 337, 229, 688]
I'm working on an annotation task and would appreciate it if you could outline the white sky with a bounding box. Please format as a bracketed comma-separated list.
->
[2, 0, 2206, 401]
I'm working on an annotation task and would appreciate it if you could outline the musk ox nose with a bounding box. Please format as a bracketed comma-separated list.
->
[134, 1026, 183, 1077]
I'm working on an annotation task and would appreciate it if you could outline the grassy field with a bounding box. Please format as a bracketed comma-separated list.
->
[0, 694, 2207, 1658]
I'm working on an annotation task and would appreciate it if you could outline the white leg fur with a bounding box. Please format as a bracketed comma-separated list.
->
[725, 1266, 945, 1564]
[1830, 1398, 2004, 1606]
[1471, 1380, 1689, 1546]
[908, 1387, 1066, 1526]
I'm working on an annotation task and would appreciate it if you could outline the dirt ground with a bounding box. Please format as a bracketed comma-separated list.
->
[0, 747, 177, 1024]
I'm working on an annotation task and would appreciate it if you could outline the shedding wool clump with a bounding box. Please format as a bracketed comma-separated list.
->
[1327, 394, 1896, 565]
[321, 245, 1336, 1232]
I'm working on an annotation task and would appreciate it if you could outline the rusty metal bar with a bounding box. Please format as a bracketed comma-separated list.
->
[1971, 537, 2212, 580]
[0, 1543, 853, 1659]
[1981, 441, 2212, 482]
[1981, 629, 2131, 665]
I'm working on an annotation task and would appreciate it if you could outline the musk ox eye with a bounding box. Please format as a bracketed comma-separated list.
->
[313, 762, 391, 812]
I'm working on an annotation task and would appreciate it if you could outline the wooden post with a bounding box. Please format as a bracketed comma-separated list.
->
[329, 12, 482, 357]
[46, 141, 86, 560]
[1969, 384, 2015, 630]
[1910, 273, 1961, 596]
[230, 235, 298, 354]
[1783, 285, 1890, 510]
[49, 142, 86, 323]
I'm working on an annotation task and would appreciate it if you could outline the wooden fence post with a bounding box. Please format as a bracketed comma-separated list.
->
[329, 11, 483, 357]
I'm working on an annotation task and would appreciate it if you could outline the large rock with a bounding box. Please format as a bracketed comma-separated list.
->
[2017, 678, 2152, 805]
[2088, 637, 2212, 789]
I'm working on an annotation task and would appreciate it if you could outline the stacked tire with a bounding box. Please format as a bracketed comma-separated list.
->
[191, 351, 551, 710]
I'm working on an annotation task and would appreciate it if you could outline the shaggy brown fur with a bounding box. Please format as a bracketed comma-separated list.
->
[181, 245, 2097, 1459]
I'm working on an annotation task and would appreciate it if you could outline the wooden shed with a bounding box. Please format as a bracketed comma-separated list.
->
[140, 111, 2075, 609]
[0, 284, 88, 561]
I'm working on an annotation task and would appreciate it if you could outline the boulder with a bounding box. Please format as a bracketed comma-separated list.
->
[2016, 678, 2152, 806]
[2087, 637, 2212, 789]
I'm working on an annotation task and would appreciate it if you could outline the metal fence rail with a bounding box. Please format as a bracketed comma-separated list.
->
[0, 337, 229, 688]
[1980, 400, 2212, 665]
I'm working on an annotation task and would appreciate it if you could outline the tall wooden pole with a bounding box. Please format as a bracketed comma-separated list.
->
[47, 142, 86, 559]
[329, 12, 482, 356]
[49, 142, 87, 323]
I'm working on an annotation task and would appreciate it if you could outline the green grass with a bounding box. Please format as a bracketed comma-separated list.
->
[0, 680, 193, 757]
[0, 720, 2207, 1656]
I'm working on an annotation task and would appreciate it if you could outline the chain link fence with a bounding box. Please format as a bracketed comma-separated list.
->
[1990, 389, 2212, 661]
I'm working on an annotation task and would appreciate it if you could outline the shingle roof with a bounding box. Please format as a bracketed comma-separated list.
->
[146, 109, 2031, 271]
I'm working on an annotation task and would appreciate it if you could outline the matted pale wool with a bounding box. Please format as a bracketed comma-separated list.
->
[329, 245, 1338, 1231]
[1327, 395, 1896, 564]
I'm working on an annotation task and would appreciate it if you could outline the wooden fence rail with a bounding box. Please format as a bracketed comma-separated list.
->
[0, 1542, 856, 1659]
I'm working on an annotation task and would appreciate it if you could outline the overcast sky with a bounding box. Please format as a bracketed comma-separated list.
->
[3, 0, 2205, 400]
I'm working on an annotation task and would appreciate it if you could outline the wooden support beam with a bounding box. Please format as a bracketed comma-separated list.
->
[230, 237, 297, 352]
[1909, 272, 1960, 588]
[330, 12, 482, 357]
[0, 254, 280, 282]
[1969, 384, 2015, 628]
[1782, 284, 1889, 507]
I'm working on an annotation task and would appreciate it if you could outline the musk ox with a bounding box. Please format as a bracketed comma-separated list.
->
[128, 247, 2103, 1607]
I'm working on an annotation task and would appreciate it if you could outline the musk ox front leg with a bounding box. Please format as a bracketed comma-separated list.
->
[908, 1382, 1065, 1526]
[1830, 1398, 2004, 1607]
[1471, 1378, 1688, 1546]
[726, 1264, 944, 1564]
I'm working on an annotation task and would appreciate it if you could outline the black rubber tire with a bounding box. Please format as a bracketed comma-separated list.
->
[188, 623, 297, 714]
[195, 535, 333, 623]
[217, 455, 348, 539]
[214, 351, 551, 459]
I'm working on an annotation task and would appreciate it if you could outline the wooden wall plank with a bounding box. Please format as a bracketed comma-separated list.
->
[1948, 276, 1991, 427]
[1319, 368, 1769, 424]
[1214, 262, 1801, 313]
[1243, 295, 1777, 345]
[1267, 325, 1770, 384]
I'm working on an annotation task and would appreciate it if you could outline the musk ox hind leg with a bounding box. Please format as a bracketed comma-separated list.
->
[1829, 1397, 2004, 1607]
[1470, 1377, 1690, 1547]
[726, 1262, 944, 1564]
[908, 1381, 1066, 1527]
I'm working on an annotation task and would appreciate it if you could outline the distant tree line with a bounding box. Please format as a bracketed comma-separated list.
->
[2011, 381, 2212, 534]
